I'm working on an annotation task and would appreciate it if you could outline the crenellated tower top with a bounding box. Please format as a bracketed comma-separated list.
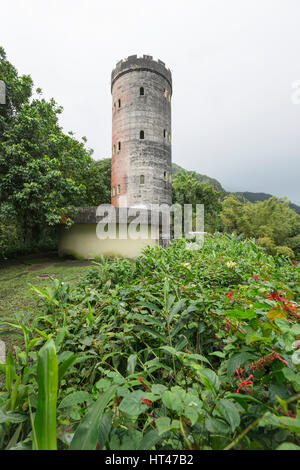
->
[111, 54, 172, 94]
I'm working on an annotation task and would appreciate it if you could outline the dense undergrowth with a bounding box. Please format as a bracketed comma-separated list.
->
[0, 234, 300, 450]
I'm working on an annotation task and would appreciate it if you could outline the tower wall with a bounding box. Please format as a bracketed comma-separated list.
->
[111, 55, 172, 207]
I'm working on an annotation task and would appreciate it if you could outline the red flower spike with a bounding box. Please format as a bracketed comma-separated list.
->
[226, 291, 234, 301]
[235, 368, 253, 393]
[140, 397, 152, 406]
[272, 349, 288, 365]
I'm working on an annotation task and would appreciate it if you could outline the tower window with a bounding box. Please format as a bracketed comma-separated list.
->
[163, 129, 166, 138]
[140, 130, 144, 140]
[114, 103, 116, 112]
[117, 184, 121, 195]
[118, 99, 121, 108]
[140, 175, 145, 185]
[140, 87, 144, 96]
[118, 141, 121, 151]
[113, 144, 116, 155]
[112, 186, 116, 196]
[164, 88, 168, 98]
[164, 171, 167, 181]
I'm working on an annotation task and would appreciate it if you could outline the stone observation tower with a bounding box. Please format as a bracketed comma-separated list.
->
[111, 55, 172, 208]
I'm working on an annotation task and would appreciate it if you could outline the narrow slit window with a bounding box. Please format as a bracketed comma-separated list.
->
[118, 141, 121, 151]
[164, 88, 168, 98]
[140, 87, 144, 96]
[140, 175, 145, 185]
[163, 129, 166, 138]
[113, 145, 116, 155]
[140, 130, 144, 140]
[112, 186, 116, 196]
[118, 99, 121, 108]
[164, 171, 167, 181]
[117, 184, 120, 195]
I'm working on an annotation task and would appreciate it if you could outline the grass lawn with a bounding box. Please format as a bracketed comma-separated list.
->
[0, 254, 93, 349]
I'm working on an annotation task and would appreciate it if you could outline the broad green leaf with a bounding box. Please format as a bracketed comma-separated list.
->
[215, 399, 240, 432]
[198, 369, 220, 393]
[151, 384, 168, 396]
[34, 339, 58, 450]
[58, 353, 78, 382]
[156, 417, 172, 435]
[58, 391, 93, 409]
[0, 409, 27, 424]
[127, 354, 137, 375]
[276, 416, 300, 433]
[205, 415, 231, 435]
[5, 351, 16, 393]
[168, 299, 186, 323]
[98, 411, 113, 450]
[184, 406, 198, 426]
[162, 390, 184, 413]
[70, 386, 117, 450]
[54, 327, 67, 351]
[137, 429, 161, 450]
[119, 390, 149, 417]
[276, 442, 300, 450]
[226, 352, 256, 377]
[134, 325, 168, 343]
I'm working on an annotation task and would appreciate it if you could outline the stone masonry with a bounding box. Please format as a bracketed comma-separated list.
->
[111, 55, 172, 208]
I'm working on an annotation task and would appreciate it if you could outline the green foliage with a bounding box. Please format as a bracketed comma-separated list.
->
[34, 339, 58, 450]
[82, 158, 111, 206]
[172, 172, 222, 232]
[221, 195, 300, 258]
[0, 235, 300, 450]
[0, 47, 96, 257]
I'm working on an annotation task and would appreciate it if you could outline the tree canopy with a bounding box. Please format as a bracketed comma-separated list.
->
[221, 194, 300, 258]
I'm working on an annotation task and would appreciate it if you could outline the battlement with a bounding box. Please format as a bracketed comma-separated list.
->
[111, 55, 172, 93]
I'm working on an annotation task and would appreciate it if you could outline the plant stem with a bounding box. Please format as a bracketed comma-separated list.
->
[223, 417, 262, 450]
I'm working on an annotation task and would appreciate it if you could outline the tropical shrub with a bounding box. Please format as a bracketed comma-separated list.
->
[221, 195, 300, 259]
[0, 235, 300, 450]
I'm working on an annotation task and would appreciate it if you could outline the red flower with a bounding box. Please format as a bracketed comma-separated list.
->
[292, 260, 297, 265]
[140, 397, 152, 406]
[235, 368, 253, 393]
[226, 291, 234, 301]
[272, 349, 288, 365]
[280, 409, 296, 418]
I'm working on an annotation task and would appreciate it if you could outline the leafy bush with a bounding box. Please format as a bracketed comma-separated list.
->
[0, 235, 300, 450]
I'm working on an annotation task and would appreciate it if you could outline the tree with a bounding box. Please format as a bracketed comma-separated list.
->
[83, 158, 111, 206]
[220, 194, 300, 258]
[0, 47, 93, 253]
[172, 172, 222, 232]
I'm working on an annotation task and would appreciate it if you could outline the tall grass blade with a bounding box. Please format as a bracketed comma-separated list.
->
[34, 339, 58, 450]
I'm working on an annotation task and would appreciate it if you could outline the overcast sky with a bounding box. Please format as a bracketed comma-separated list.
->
[1, 0, 300, 204]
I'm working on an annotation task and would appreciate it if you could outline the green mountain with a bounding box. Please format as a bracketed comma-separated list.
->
[172, 163, 225, 194]
[233, 191, 300, 215]
[171, 163, 300, 214]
